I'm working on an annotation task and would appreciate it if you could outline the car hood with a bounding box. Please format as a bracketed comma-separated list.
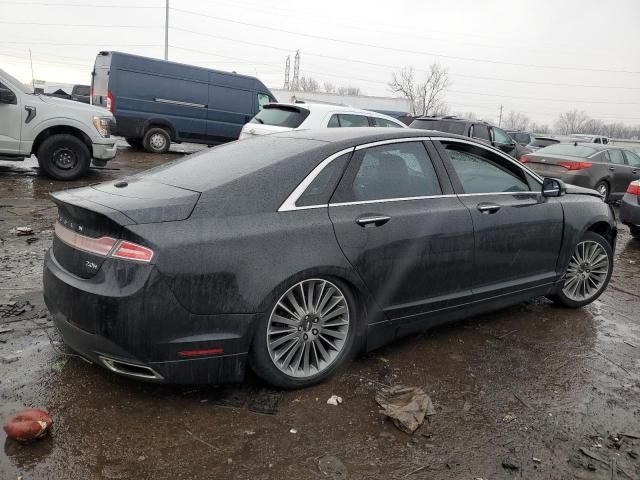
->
[38, 94, 110, 117]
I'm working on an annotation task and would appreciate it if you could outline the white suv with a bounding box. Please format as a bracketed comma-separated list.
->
[239, 103, 407, 139]
[0, 68, 117, 180]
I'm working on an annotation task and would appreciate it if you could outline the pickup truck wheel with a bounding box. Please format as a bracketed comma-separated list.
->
[143, 127, 171, 154]
[550, 231, 613, 308]
[37, 134, 90, 180]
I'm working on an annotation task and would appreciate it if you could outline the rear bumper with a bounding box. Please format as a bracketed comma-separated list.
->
[620, 193, 640, 227]
[43, 249, 257, 385]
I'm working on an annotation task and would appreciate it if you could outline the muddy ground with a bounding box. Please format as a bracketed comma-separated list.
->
[0, 144, 639, 480]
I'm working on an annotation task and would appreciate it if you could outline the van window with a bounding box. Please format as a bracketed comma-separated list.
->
[250, 105, 310, 128]
[257, 93, 270, 111]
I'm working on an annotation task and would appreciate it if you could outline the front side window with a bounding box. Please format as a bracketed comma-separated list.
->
[492, 127, 513, 145]
[257, 93, 271, 111]
[471, 124, 490, 142]
[336, 142, 441, 202]
[608, 149, 625, 165]
[624, 150, 640, 167]
[443, 143, 530, 194]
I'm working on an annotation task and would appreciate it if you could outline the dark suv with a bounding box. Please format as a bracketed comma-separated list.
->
[410, 116, 530, 159]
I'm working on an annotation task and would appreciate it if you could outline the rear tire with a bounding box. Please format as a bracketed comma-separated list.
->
[143, 127, 171, 154]
[37, 134, 90, 180]
[249, 277, 358, 389]
[550, 231, 613, 308]
[594, 181, 609, 202]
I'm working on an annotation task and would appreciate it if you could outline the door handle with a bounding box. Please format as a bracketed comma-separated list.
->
[356, 215, 390, 227]
[609, 166, 616, 171]
[477, 202, 502, 214]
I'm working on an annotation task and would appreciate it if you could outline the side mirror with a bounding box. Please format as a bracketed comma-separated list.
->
[0, 87, 17, 105]
[542, 177, 566, 197]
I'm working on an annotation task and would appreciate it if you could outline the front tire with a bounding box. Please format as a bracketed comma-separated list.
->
[37, 134, 90, 180]
[143, 127, 171, 154]
[550, 231, 613, 308]
[249, 277, 357, 389]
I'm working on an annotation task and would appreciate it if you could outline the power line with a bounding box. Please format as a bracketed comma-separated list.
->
[170, 7, 640, 75]
[169, 25, 640, 92]
[0, 40, 161, 47]
[0, 1, 161, 7]
[0, 21, 161, 27]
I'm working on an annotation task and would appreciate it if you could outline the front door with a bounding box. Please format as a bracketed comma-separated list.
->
[0, 80, 22, 154]
[328, 140, 475, 321]
[434, 139, 564, 300]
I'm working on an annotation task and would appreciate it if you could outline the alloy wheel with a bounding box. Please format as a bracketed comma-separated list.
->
[562, 240, 610, 302]
[267, 279, 350, 378]
[596, 183, 608, 198]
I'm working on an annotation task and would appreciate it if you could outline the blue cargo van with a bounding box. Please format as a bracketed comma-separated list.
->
[91, 51, 276, 153]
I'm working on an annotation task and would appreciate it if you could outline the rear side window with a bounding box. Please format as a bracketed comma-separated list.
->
[624, 150, 640, 167]
[608, 149, 625, 165]
[471, 124, 490, 142]
[369, 117, 403, 128]
[296, 152, 351, 207]
[251, 105, 310, 128]
[537, 144, 596, 158]
[443, 143, 529, 194]
[335, 114, 369, 128]
[335, 142, 442, 202]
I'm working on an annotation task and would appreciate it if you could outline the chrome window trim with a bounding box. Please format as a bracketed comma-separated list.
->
[278, 147, 355, 212]
[278, 135, 545, 212]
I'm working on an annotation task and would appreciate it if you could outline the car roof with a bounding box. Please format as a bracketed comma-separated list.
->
[270, 127, 469, 144]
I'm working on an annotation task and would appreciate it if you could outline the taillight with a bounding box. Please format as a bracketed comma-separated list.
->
[627, 180, 640, 195]
[106, 90, 114, 112]
[559, 161, 592, 170]
[55, 221, 153, 262]
[520, 155, 530, 163]
[111, 241, 154, 262]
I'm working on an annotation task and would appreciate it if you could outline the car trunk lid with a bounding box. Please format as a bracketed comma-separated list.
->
[51, 179, 199, 279]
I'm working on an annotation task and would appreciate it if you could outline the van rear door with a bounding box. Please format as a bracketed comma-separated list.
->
[92, 52, 111, 108]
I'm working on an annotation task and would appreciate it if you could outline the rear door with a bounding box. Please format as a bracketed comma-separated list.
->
[434, 139, 564, 299]
[328, 139, 475, 321]
[623, 150, 640, 183]
[607, 149, 632, 197]
[470, 123, 491, 145]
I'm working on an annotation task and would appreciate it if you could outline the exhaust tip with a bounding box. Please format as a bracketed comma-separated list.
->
[99, 355, 163, 380]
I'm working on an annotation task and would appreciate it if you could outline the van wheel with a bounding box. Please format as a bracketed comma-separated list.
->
[143, 127, 171, 154]
[37, 134, 90, 180]
[125, 137, 144, 150]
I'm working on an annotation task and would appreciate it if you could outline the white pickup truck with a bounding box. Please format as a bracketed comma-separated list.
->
[0, 68, 117, 180]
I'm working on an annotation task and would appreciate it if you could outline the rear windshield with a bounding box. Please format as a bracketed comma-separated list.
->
[141, 136, 320, 192]
[73, 85, 89, 96]
[537, 143, 597, 158]
[251, 105, 310, 128]
[410, 119, 466, 135]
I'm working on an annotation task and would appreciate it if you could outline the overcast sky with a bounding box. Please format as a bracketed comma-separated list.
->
[1, 0, 639, 126]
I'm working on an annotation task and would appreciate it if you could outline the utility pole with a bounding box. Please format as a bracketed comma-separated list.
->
[292, 50, 300, 91]
[498, 104, 503, 127]
[28, 48, 35, 92]
[164, 0, 169, 60]
[283, 55, 290, 90]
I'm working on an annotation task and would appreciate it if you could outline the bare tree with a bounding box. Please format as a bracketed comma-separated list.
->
[529, 123, 550, 134]
[554, 110, 590, 135]
[389, 63, 451, 116]
[337, 85, 361, 96]
[322, 81, 336, 94]
[298, 76, 320, 92]
[582, 118, 605, 134]
[503, 111, 530, 131]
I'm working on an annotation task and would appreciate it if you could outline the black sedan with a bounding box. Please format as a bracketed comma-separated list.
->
[43, 129, 617, 388]
[620, 180, 640, 239]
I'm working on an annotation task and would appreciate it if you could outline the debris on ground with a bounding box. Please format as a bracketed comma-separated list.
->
[51, 359, 67, 371]
[289, 428, 297, 434]
[327, 395, 343, 406]
[502, 413, 517, 423]
[375, 386, 434, 434]
[318, 455, 347, 478]
[532, 457, 542, 464]
[501, 459, 520, 470]
[0, 326, 14, 334]
[15, 226, 34, 236]
[0, 301, 33, 318]
[1, 355, 19, 364]
[3, 409, 53, 442]
[25, 236, 39, 245]
[247, 389, 281, 415]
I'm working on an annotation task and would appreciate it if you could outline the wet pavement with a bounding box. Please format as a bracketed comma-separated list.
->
[1, 144, 639, 480]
